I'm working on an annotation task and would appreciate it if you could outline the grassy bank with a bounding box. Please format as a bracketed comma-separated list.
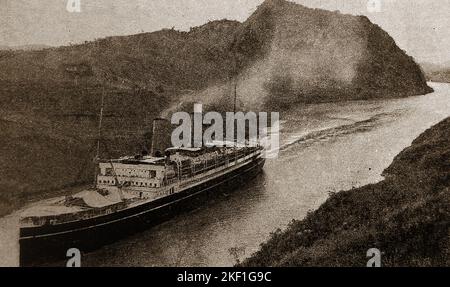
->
[242, 117, 450, 267]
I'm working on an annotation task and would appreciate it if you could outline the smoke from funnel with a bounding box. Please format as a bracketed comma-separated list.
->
[150, 118, 172, 157]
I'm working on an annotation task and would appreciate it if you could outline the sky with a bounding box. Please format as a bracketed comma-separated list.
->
[1, 0, 449, 64]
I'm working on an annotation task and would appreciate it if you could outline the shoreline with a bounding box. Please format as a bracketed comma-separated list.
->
[241, 117, 450, 267]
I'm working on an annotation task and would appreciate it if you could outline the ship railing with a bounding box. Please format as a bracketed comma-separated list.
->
[175, 150, 260, 189]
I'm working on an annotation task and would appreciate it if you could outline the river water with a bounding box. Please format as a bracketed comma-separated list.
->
[1, 82, 449, 267]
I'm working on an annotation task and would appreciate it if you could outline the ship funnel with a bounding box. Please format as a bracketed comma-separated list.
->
[193, 103, 203, 148]
[150, 118, 172, 157]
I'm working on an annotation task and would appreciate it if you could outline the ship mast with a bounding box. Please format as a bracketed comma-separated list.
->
[94, 86, 105, 188]
[93, 81, 124, 201]
[231, 45, 238, 145]
[233, 79, 237, 114]
[232, 47, 238, 114]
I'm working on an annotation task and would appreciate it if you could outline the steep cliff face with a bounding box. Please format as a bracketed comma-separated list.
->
[0, 0, 432, 214]
[169, 0, 431, 111]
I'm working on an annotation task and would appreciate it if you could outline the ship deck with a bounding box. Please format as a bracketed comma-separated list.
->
[20, 189, 135, 218]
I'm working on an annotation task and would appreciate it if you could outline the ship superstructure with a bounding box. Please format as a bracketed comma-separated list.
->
[20, 143, 264, 225]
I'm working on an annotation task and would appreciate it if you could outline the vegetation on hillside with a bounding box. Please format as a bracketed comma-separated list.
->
[0, 0, 432, 216]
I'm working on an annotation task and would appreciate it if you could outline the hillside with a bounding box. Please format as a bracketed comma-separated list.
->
[0, 0, 432, 216]
[242, 117, 450, 267]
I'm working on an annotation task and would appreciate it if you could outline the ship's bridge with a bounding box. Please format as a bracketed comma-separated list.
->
[97, 155, 169, 189]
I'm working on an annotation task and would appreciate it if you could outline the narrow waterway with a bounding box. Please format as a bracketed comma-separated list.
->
[1, 82, 449, 267]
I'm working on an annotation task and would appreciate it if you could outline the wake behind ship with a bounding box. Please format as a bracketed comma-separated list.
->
[19, 117, 266, 265]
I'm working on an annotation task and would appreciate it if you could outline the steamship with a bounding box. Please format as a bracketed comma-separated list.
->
[19, 106, 266, 265]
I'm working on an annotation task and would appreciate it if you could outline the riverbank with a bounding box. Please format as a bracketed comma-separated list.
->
[242, 117, 450, 267]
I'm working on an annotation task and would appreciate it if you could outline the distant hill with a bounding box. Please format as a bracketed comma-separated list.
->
[421, 62, 450, 83]
[0, 0, 432, 216]
[0, 44, 52, 51]
[242, 117, 450, 267]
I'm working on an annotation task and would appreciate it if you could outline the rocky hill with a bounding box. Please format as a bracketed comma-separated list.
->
[0, 0, 432, 215]
[421, 62, 450, 83]
[0, 44, 52, 51]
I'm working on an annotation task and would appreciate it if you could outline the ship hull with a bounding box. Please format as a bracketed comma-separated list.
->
[20, 157, 265, 266]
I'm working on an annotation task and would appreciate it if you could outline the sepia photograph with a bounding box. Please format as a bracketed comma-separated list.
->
[0, 0, 449, 274]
